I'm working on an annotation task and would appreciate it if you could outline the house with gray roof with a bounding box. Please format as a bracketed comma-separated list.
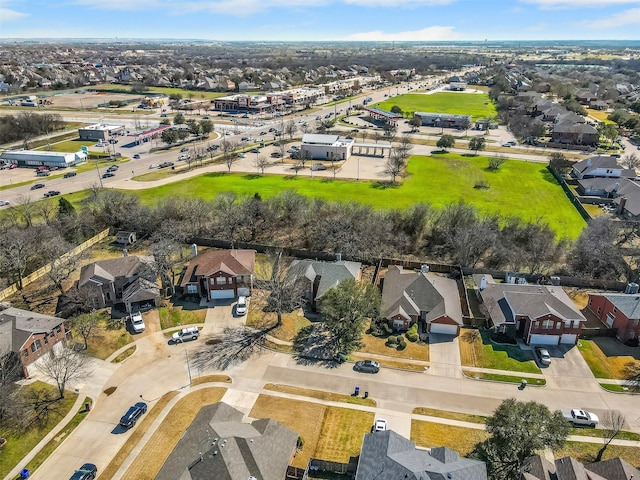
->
[0, 306, 68, 377]
[613, 178, 640, 219]
[155, 402, 298, 480]
[520, 454, 639, 480]
[289, 259, 361, 310]
[78, 255, 160, 313]
[476, 275, 585, 345]
[571, 156, 636, 180]
[355, 430, 486, 480]
[587, 292, 640, 342]
[381, 265, 462, 335]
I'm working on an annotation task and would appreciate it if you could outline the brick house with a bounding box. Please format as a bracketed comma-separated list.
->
[381, 265, 462, 336]
[289, 259, 361, 311]
[0, 306, 68, 378]
[180, 249, 255, 300]
[587, 293, 640, 343]
[476, 275, 586, 345]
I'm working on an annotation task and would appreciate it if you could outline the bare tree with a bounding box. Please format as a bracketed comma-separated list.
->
[220, 138, 238, 172]
[0, 226, 40, 289]
[623, 153, 640, 170]
[15, 195, 36, 227]
[34, 199, 58, 226]
[285, 119, 297, 140]
[397, 133, 414, 161]
[624, 361, 640, 392]
[43, 239, 87, 294]
[292, 161, 304, 176]
[35, 348, 92, 399]
[595, 410, 626, 462]
[71, 311, 100, 351]
[384, 147, 406, 184]
[253, 155, 269, 175]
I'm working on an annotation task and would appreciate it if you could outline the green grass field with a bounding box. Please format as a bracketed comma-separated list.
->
[126, 154, 584, 238]
[374, 92, 497, 120]
[92, 83, 228, 101]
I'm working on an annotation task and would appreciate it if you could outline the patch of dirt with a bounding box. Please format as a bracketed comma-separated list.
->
[103, 386, 117, 396]
[206, 338, 223, 345]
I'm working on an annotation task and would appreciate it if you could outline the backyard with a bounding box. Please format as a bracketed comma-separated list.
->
[459, 329, 541, 374]
[374, 92, 497, 121]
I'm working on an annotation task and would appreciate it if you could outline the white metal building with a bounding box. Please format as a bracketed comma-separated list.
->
[0, 150, 88, 168]
[300, 134, 354, 161]
[78, 123, 125, 141]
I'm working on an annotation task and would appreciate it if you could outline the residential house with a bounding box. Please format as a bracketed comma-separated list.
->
[355, 430, 487, 480]
[381, 265, 463, 335]
[0, 306, 68, 378]
[180, 249, 255, 300]
[156, 402, 298, 480]
[576, 177, 625, 197]
[613, 179, 640, 219]
[575, 88, 598, 104]
[78, 255, 160, 313]
[475, 274, 586, 345]
[587, 293, 640, 343]
[572, 156, 635, 180]
[551, 122, 599, 146]
[289, 259, 361, 310]
[520, 454, 639, 480]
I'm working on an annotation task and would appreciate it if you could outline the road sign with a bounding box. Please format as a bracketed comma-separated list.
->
[81, 146, 88, 153]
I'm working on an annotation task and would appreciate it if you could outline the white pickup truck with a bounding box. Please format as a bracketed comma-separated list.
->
[172, 326, 200, 343]
[562, 409, 599, 427]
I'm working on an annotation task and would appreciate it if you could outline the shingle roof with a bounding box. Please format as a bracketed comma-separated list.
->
[0, 307, 64, 353]
[355, 430, 487, 480]
[573, 156, 621, 176]
[614, 179, 640, 216]
[520, 454, 555, 480]
[156, 402, 298, 480]
[585, 457, 640, 480]
[382, 266, 462, 325]
[181, 250, 256, 287]
[78, 256, 154, 288]
[290, 259, 361, 301]
[598, 293, 640, 319]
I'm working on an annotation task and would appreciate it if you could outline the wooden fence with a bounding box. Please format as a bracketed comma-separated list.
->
[0, 228, 110, 302]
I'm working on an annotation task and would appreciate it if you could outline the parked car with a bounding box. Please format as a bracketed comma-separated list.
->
[130, 312, 145, 333]
[236, 296, 247, 316]
[562, 409, 599, 427]
[36, 170, 51, 177]
[259, 131, 267, 135]
[534, 346, 551, 366]
[64, 171, 77, 178]
[354, 360, 380, 374]
[180, 147, 190, 152]
[237, 153, 247, 158]
[44, 190, 61, 198]
[160, 162, 174, 168]
[69, 463, 97, 480]
[31, 183, 45, 190]
[271, 152, 283, 158]
[101, 172, 115, 178]
[172, 326, 200, 343]
[178, 154, 190, 161]
[374, 418, 387, 432]
[311, 163, 327, 171]
[133, 154, 141, 159]
[149, 164, 160, 169]
[250, 148, 260, 153]
[9, 164, 17, 169]
[107, 165, 119, 172]
[119, 402, 147, 428]
[0, 200, 10, 206]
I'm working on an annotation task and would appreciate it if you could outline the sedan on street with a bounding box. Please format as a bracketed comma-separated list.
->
[119, 402, 147, 429]
[31, 183, 45, 190]
[101, 172, 115, 178]
[69, 463, 97, 480]
[354, 360, 380, 374]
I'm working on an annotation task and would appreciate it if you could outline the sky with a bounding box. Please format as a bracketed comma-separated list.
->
[1, 0, 640, 42]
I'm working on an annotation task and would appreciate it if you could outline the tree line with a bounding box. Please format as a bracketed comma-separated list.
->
[0, 112, 65, 146]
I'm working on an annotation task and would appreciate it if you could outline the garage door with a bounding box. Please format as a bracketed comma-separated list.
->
[429, 323, 459, 335]
[529, 334, 560, 345]
[560, 334, 577, 344]
[209, 289, 235, 300]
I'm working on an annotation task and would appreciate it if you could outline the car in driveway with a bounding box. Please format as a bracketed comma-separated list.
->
[69, 463, 97, 480]
[534, 346, 551, 366]
[354, 360, 380, 373]
[236, 296, 247, 316]
[374, 418, 387, 432]
[172, 326, 200, 343]
[130, 312, 145, 333]
[119, 402, 147, 428]
[31, 183, 45, 190]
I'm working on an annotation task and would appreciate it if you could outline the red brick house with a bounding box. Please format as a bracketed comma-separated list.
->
[0, 306, 68, 378]
[381, 265, 463, 336]
[476, 275, 586, 345]
[180, 249, 256, 300]
[587, 293, 640, 343]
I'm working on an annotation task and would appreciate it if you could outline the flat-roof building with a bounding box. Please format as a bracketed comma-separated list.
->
[301, 133, 355, 161]
[0, 150, 87, 168]
[78, 123, 125, 141]
[415, 112, 472, 129]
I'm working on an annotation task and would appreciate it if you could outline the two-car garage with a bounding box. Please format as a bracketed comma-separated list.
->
[528, 333, 578, 345]
[429, 323, 460, 336]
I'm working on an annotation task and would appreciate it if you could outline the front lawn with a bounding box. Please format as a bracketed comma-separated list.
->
[577, 339, 639, 379]
[459, 329, 541, 374]
[75, 311, 133, 360]
[158, 298, 207, 330]
[413, 407, 486, 424]
[249, 395, 374, 468]
[555, 441, 640, 466]
[246, 296, 311, 342]
[411, 420, 488, 456]
[0, 382, 79, 478]
[374, 92, 497, 120]
[359, 321, 429, 362]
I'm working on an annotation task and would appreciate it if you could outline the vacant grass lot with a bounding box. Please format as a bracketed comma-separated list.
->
[126, 154, 584, 239]
[459, 329, 541, 374]
[411, 420, 488, 456]
[577, 339, 639, 379]
[249, 395, 374, 468]
[374, 92, 497, 120]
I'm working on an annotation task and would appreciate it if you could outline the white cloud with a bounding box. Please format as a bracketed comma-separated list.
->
[343, 0, 454, 6]
[0, 7, 29, 22]
[343, 26, 460, 41]
[521, 0, 640, 8]
[580, 7, 640, 28]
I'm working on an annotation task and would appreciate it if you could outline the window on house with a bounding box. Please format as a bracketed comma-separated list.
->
[187, 285, 198, 294]
[556, 322, 561, 329]
[23, 349, 29, 357]
[44, 336, 48, 344]
[534, 321, 539, 328]
[216, 277, 227, 285]
[613, 307, 617, 314]
[210, 278, 215, 285]
[56, 325, 62, 334]
[30, 340, 42, 353]
[49, 331, 55, 338]
[597, 307, 601, 314]
[588, 299, 592, 306]
[542, 320, 554, 329]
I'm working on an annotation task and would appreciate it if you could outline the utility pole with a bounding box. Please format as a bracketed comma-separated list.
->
[95, 157, 103, 188]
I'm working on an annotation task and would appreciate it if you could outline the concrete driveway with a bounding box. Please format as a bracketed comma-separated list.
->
[425, 334, 463, 378]
[541, 345, 598, 391]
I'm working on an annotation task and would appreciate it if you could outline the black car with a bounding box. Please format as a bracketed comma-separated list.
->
[159, 162, 175, 168]
[354, 360, 380, 374]
[119, 401, 147, 428]
[69, 463, 97, 480]
[64, 171, 77, 178]
[44, 190, 60, 198]
[101, 172, 115, 178]
[30, 183, 45, 190]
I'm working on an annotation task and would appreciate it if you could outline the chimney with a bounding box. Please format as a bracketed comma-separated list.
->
[192, 244, 198, 257]
[613, 182, 620, 193]
[480, 276, 487, 291]
[336, 252, 342, 262]
[586, 158, 592, 167]
[618, 196, 627, 215]
[122, 248, 128, 257]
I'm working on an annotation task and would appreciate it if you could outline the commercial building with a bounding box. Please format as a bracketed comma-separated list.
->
[300, 134, 354, 161]
[78, 123, 125, 141]
[414, 112, 473, 129]
[213, 93, 284, 113]
[0, 149, 87, 168]
[364, 107, 403, 126]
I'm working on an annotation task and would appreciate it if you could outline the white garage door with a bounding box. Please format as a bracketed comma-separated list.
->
[560, 334, 577, 344]
[429, 323, 459, 335]
[529, 334, 560, 345]
[209, 289, 235, 300]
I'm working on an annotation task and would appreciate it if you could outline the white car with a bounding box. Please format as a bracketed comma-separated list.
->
[0, 200, 9, 207]
[149, 164, 160, 169]
[374, 418, 387, 432]
[130, 312, 145, 333]
[236, 296, 247, 316]
[178, 154, 190, 161]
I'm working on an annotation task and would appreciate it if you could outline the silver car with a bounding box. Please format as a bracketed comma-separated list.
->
[534, 346, 551, 366]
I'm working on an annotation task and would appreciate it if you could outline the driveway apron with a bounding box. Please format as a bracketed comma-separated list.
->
[427, 334, 463, 378]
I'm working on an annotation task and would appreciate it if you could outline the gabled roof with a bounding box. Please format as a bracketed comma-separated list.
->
[614, 179, 640, 216]
[586, 457, 640, 480]
[290, 259, 361, 301]
[520, 454, 555, 480]
[382, 266, 462, 325]
[555, 456, 608, 480]
[355, 430, 487, 480]
[79, 256, 154, 288]
[156, 402, 298, 480]
[122, 277, 160, 304]
[576, 177, 625, 193]
[521, 454, 634, 480]
[181, 250, 256, 286]
[573, 156, 621, 176]
[0, 307, 64, 353]
[553, 123, 597, 135]
[595, 293, 640, 319]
